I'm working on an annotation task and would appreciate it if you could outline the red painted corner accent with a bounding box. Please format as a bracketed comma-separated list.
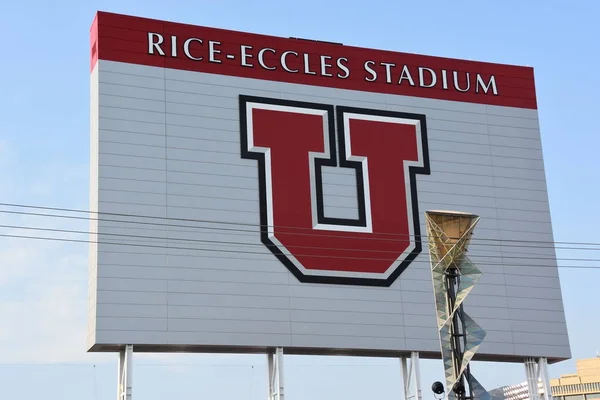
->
[90, 11, 538, 109]
[90, 12, 99, 72]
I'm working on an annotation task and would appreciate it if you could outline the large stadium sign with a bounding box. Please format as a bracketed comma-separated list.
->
[88, 11, 570, 363]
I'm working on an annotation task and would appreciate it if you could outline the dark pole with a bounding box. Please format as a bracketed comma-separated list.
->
[445, 264, 474, 400]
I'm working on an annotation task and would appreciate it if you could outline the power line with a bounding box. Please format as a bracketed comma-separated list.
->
[0, 202, 598, 272]
[0, 232, 599, 270]
[1, 202, 599, 248]
[1, 223, 599, 265]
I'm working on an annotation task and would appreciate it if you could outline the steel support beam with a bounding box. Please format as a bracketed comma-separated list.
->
[267, 348, 285, 400]
[401, 352, 423, 400]
[117, 345, 133, 400]
[525, 357, 552, 400]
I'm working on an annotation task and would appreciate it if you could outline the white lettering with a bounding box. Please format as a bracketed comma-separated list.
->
[398, 65, 415, 86]
[418, 67, 437, 88]
[364, 60, 377, 82]
[258, 48, 276, 70]
[337, 58, 350, 79]
[476, 74, 498, 95]
[441, 69, 449, 90]
[170, 36, 177, 57]
[148, 32, 165, 56]
[381, 62, 395, 84]
[183, 38, 203, 61]
[320, 55, 333, 77]
[281, 51, 299, 73]
[303, 53, 316, 75]
[241, 45, 253, 67]
[208, 41, 222, 63]
[145, 32, 501, 96]
[453, 71, 470, 92]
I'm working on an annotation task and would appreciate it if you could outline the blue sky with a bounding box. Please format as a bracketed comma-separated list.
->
[0, 0, 599, 399]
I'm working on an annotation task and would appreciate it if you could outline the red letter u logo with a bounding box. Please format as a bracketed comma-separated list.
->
[240, 95, 430, 286]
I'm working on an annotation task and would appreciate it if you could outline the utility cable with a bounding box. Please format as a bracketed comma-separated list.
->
[1, 202, 598, 248]
[0, 232, 599, 270]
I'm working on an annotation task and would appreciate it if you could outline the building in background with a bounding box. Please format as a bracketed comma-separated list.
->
[489, 357, 600, 400]
[489, 380, 546, 400]
[551, 357, 600, 400]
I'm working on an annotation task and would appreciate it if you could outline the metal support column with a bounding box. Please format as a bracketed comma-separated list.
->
[267, 347, 285, 400]
[401, 352, 423, 400]
[525, 357, 552, 400]
[539, 358, 553, 400]
[117, 345, 133, 400]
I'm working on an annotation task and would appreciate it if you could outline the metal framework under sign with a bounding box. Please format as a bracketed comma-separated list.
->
[426, 210, 490, 400]
[268, 348, 285, 400]
[525, 357, 552, 400]
[111, 346, 555, 399]
[401, 352, 424, 400]
[117, 345, 133, 400]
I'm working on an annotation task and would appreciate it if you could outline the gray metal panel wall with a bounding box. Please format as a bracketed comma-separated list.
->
[88, 59, 570, 361]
